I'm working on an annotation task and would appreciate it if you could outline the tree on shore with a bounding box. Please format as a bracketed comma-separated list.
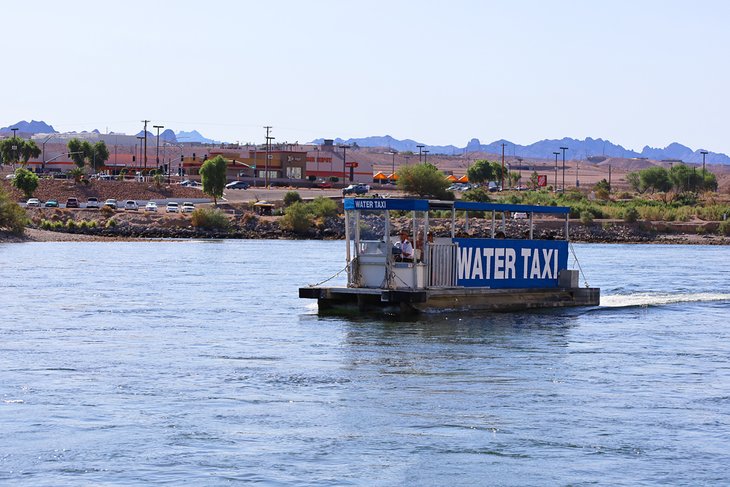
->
[12, 168, 40, 198]
[627, 164, 718, 194]
[66, 138, 109, 171]
[199, 155, 227, 205]
[67, 138, 86, 168]
[396, 163, 450, 198]
[466, 159, 502, 184]
[89, 141, 110, 171]
[0, 186, 26, 235]
[0, 137, 40, 165]
[639, 166, 672, 193]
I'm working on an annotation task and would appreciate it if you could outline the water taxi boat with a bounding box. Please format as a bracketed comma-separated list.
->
[299, 198, 599, 314]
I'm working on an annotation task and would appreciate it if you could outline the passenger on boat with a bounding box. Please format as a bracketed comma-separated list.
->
[394, 230, 414, 262]
[415, 231, 433, 262]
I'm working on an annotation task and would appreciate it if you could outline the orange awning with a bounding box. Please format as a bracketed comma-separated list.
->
[458, 175, 469, 183]
[387, 173, 399, 180]
[446, 174, 458, 182]
[373, 171, 388, 180]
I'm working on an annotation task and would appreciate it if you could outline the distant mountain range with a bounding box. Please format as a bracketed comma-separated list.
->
[3, 120, 727, 164]
[0, 120, 56, 134]
[315, 135, 730, 165]
[1, 120, 218, 145]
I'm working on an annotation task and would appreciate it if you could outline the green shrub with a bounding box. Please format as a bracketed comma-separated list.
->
[11, 168, 40, 198]
[624, 207, 640, 223]
[190, 207, 230, 230]
[718, 220, 730, 236]
[66, 219, 77, 230]
[698, 205, 730, 221]
[283, 191, 302, 206]
[100, 205, 114, 218]
[0, 187, 27, 234]
[308, 197, 338, 218]
[280, 201, 312, 233]
[461, 187, 492, 203]
[580, 211, 594, 224]
[105, 219, 116, 228]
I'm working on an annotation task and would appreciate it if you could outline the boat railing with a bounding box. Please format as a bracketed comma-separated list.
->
[427, 243, 458, 288]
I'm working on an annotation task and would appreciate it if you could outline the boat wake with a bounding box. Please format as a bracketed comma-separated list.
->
[600, 292, 730, 308]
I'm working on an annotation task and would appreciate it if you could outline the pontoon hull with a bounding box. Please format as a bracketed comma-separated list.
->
[300, 286, 600, 314]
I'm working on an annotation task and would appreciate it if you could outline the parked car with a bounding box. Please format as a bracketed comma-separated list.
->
[26, 198, 41, 207]
[225, 181, 250, 190]
[145, 202, 158, 212]
[181, 202, 195, 213]
[103, 199, 118, 209]
[86, 197, 100, 208]
[512, 212, 528, 220]
[314, 180, 332, 189]
[166, 202, 179, 213]
[65, 197, 79, 208]
[342, 184, 369, 196]
[124, 200, 139, 211]
[44, 199, 59, 208]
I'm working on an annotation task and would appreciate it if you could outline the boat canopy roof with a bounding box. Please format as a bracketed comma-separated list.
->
[454, 201, 570, 214]
[344, 198, 569, 215]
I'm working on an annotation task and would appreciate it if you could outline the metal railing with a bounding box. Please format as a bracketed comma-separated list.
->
[427, 243, 458, 288]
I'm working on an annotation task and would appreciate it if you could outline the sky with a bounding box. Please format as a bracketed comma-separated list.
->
[3, 0, 730, 154]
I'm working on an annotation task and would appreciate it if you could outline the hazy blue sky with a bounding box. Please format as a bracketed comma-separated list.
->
[4, 0, 729, 153]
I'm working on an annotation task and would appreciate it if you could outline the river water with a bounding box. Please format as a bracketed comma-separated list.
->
[1, 240, 729, 486]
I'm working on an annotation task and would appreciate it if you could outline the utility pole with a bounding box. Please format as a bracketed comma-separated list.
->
[387, 151, 396, 178]
[417, 145, 425, 164]
[141, 120, 150, 170]
[340, 144, 351, 183]
[264, 126, 272, 187]
[560, 146, 568, 192]
[153, 125, 164, 171]
[501, 143, 506, 190]
[553, 152, 560, 192]
[700, 150, 708, 179]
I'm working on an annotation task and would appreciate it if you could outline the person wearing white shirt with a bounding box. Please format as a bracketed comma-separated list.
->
[394, 230, 414, 262]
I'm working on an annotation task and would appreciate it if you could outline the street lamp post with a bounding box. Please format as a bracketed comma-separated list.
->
[553, 152, 560, 191]
[560, 147, 568, 191]
[11, 128, 19, 165]
[41, 134, 54, 172]
[153, 125, 164, 172]
[340, 144, 351, 183]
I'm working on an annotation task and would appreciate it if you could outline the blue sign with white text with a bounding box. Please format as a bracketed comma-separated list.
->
[454, 238, 568, 288]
